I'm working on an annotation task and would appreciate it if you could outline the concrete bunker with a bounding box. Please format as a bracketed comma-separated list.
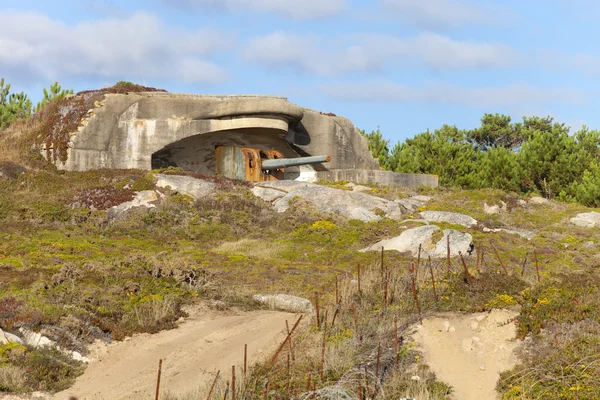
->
[53, 92, 438, 187]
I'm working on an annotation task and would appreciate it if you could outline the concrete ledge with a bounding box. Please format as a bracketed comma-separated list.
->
[312, 169, 438, 188]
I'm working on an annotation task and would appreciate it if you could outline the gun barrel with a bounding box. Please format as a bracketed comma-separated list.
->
[261, 155, 331, 170]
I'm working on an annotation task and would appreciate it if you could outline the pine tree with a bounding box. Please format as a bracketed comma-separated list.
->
[35, 82, 73, 112]
[0, 78, 33, 131]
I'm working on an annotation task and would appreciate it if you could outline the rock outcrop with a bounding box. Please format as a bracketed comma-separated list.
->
[155, 174, 216, 200]
[419, 211, 478, 227]
[361, 225, 472, 258]
[107, 190, 162, 221]
[252, 294, 314, 313]
[571, 212, 600, 228]
[265, 182, 403, 222]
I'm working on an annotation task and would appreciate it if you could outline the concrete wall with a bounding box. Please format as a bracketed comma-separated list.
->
[55, 93, 378, 173]
[288, 169, 438, 188]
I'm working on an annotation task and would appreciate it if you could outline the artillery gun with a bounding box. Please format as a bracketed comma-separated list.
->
[216, 146, 331, 182]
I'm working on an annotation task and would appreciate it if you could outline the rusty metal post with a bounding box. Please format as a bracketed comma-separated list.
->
[429, 256, 439, 308]
[491, 242, 509, 275]
[155, 359, 162, 400]
[243, 344, 247, 385]
[534, 249, 541, 282]
[394, 314, 399, 367]
[416, 243, 422, 275]
[315, 293, 321, 330]
[231, 366, 236, 400]
[321, 316, 327, 380]
[357, 263, 362, 300]
[446, 234, 451, 276]
[270, 316, 303, 364]
[521, 251, 529, 277]
[206, 370, 220, 400]
[459, 251, 475, 291]
[285, 321, 294, 362]
[375, 343, 381, 396]
[352, 303, 358, 337]
[409, 263, 423, 325]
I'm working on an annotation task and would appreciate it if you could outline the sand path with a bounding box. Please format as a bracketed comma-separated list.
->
[52, 309, 298, 400]
[412, 309, 521, 400]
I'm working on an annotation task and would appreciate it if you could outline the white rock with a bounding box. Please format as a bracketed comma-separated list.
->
[411, 195, 431, 203]
[155, 174, 216, 200]
[344, 182, 372, 193]
[482, 227, 536, 240]
[272, 185, 403, 222]
[107, 190, 160, 221]
[483, 203, 501, 215]
[419, 211, 478, 227]
[570, 212, 600, 228]
[360, 225, 472, 259]
[251, 186, 285, 203]
[252, 294, 314, 313]
[255, 180, 315, 193]
[4, 332, 23, 345]
[396, 198, 423, 212]
[18, 328, 55, 348]
[470, 321, 479, 331]
[443, 321, 450, 332]
[529, 196, 550, 205]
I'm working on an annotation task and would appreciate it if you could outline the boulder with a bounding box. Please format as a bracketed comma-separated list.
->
[529, 196, 550, 205]
[18, 328, 89, 363]
[419, 211, 478, 227]
[251, 186, 286, 203]
[0, 161, 26, 180]
[484, 203, 501, 215]
[344, 182, 372, 193]
[255, 180, 315, 193]
[252, 294, 314, 313]
[361, 225, 472, 258]
[396, 198, 423, 212]
[482, 227, 535, 240]
[155, 174, 216, 199]
[396, 195, 432, 213]
[412, 195, 432, 203]
[272, 185, 403, 222]
[570, 212, 600, 228]
[107, 190, 161, 221]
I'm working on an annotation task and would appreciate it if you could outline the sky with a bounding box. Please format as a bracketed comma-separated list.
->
[1, 0, 599, 143]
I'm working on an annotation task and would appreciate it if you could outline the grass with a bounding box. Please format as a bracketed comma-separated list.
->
[1, 130, 600, 397]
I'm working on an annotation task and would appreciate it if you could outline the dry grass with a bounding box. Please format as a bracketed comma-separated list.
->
[217, 239, 291, 259]
[0, 364, 28, 392]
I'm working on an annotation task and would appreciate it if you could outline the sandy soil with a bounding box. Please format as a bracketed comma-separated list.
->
[412, 309, 521, 400]
[50, 309, 298, 400]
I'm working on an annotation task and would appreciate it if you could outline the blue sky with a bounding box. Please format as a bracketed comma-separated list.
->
[1, 0, 599, 143]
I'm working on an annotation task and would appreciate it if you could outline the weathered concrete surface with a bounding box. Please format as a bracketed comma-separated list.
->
[270, 182, 403, 221]
[52, 93, 377, 176]
[291, 169, 438, 188]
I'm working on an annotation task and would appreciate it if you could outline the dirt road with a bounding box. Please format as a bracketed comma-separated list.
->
[412, 309, 521, 400]
[53, 310, 299, 400]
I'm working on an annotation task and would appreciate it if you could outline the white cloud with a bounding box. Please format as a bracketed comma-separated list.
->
[541, 51, 600, 76]
[321, 81, 586, 108]
[243, 31, 517, 76]
[162, 0, 346, 20]
[0, 10, 230, 85]
[382, 0, 493, 29]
